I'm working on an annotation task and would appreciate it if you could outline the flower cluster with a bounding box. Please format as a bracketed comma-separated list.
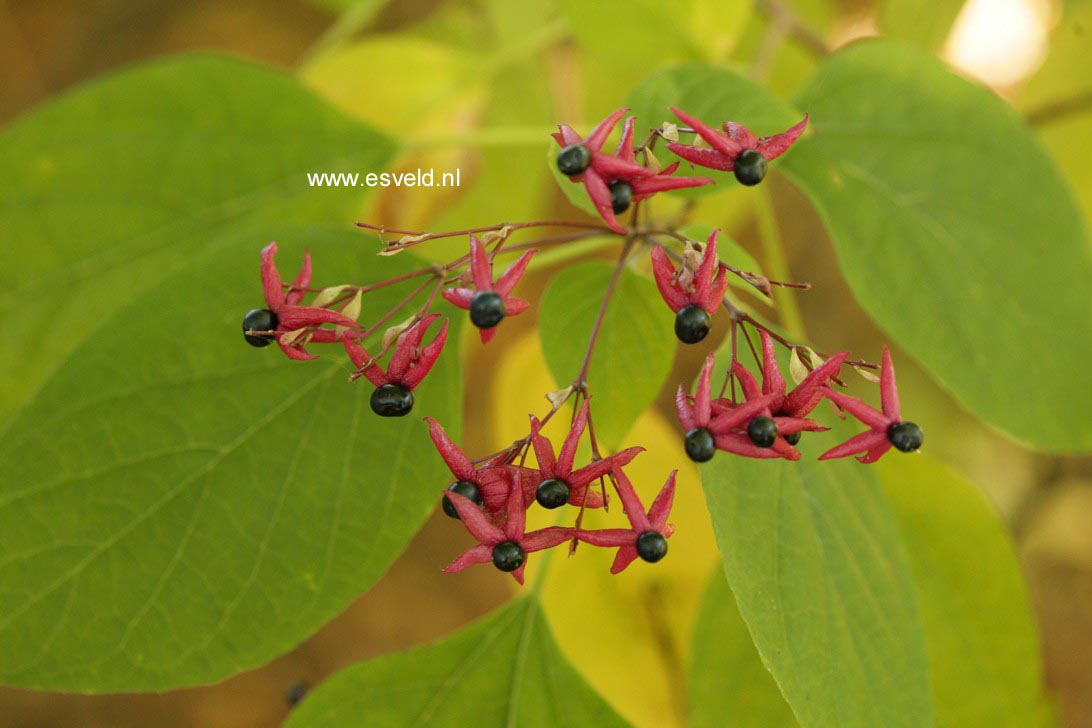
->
[432, 402, 675, 583]
[241, 230, 544, 417]
[553, 109, 713, 233]
[675, 332, 921, 465]
[242, 101, 925, 585]
[241, 242, 454, 417]
[553, 107, 808, 232]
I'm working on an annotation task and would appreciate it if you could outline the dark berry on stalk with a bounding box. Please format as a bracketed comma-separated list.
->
[243, 308, 278, 347]
[556, 144, 591, 177]
[442, 480, 483, 519]
[674, 305, 711, 344]
[636, 531, 668, 563]
[491, 541, 526, 572]
[784, 431, 802, 446]
[370, 383, 414, 417]
[685, 428, 716, 462]
[747, 416, 778, 447]
[535, 478, 571, 509]
[734, 149, 767, 186]
[608, 180, 633, 214]
[888, 421, 924, 453]
[470, 291, 506, 329]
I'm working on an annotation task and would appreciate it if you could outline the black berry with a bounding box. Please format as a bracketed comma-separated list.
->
[442, 480, 483, 519]
[242, 308, 278, 347]
[556, 144, 591, 177]
[636, 531, 668, 563]
[734, 149, 767, 186]
[491, 541, 526, 572]
[747, 416, 778, 447]
[535, 478, 571, 509]
[888, 421, 924, 453]
[608, 180, 633, 214]
[370, 383, 414, 417]
[684, 428, 716, 462]
[674, 305, 711, 344]
[784, 431, 802, 446]
[470, 291, 506, 329]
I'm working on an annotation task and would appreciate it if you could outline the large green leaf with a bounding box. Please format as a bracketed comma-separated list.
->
[285, 598, 630, 727]
[625, 64, 801, 197]
[698, 421, 933, 726]
[557, 0, 751, 67]
[692, 453, 1049, 728]
[0, 54, 393, 421]
[877, 455, 1051, 727]
[1018, 1, 1092, 221]
[538, 260, 674, 448]
[0, 229, 461, 690]
[689, 570, 796, 728]
[880, 0, 965, 50]
[781, 41, 1092, 452]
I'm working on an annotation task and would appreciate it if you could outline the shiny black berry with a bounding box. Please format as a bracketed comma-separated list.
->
[535, 478, 571, 509]
[784, 431, 802, 446]
[556, 144, 591, 177]
[608, 180, 633, 214]
[674, 305, 711, 344]
[734, 149, 767, 186]
[636, 531, 668, 563]
[370, 383, 414, 417]
[888, 421, 924, 453]
[442, 480, 483, 519]
[242, 308, 278, 347]
[747, 416, 778, 448]
[684, 427, 716, 462]
[470, 290, 506, 329]
[491, 541, 526, 572]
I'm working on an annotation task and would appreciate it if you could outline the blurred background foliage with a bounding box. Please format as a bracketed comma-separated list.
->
[0, 0, 1089, 725]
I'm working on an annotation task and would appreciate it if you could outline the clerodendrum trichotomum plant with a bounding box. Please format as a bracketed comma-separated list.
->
[242, 107, 924, 584]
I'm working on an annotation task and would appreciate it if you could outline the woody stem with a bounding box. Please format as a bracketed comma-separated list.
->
[357, 219, 614, 252]
[754, 0, 829, 58]
[358, 275, 438, 340]
[753, 186, 806, 338]
[574, 238, 635, 391]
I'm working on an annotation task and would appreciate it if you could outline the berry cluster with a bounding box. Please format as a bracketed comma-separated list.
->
[241, 237, 534, 418]
[676, 331, 922, 465]
[241, 103, 924, 582]
[428, 402, 674, 582]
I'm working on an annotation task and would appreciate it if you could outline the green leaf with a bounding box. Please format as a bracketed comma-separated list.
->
[538, 260, 675, 448]
[306, 0, 386, 13]
[699, 414, 933, 725]
[0, 228, 461, 691]
[879, 0, 965, 50]
[693, 452, 1051, 728]
[689, 570, 797, 728]
[782, 40, 1092, 452]
[284, 598, 631, 727]
[877, 455, 1052, 727]
[625, 64, 801, 197]
[1018, 1, 1092, 221]
[0, 54, 394, 422]
[557, 0, 751, 67]
[300, 35, 485, 134]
